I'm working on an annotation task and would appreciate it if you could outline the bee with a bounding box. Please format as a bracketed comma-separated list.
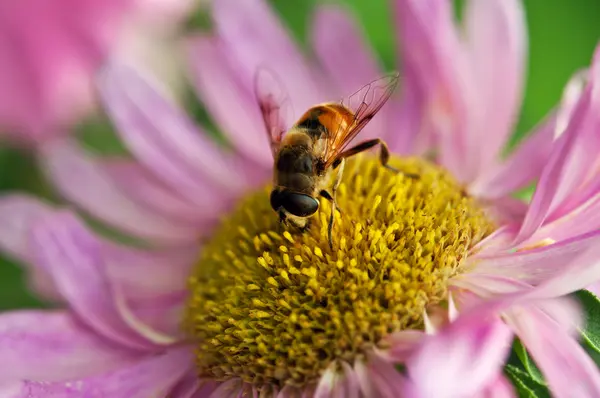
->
[255, 70, 404, 248]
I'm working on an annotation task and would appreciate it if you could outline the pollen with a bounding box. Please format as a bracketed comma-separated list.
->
[183, 155, 494, 389]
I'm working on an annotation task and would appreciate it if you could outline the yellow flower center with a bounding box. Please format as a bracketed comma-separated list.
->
[183, 155, 494, 389]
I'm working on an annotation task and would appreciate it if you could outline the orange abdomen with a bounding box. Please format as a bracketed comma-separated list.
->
[294, 103, 354, 139]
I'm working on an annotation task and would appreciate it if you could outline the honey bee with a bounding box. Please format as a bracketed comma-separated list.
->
[255, 70, 404, 248]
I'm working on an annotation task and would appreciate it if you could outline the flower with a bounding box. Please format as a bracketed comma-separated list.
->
[0, 0, 599, 397]
[0, 0, 196, 145]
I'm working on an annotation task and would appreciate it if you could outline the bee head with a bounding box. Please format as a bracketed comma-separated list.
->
[270, 189, 319, 218]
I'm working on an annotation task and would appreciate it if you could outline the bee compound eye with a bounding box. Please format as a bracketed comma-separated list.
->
[281, 192, 319, 217]
[270, 189, 283, 211]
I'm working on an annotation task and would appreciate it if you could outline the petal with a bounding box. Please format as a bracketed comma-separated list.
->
[516, 46, 600, 244]
[477, 230, 600, 295]
[213, 0, 325, 113]
[101, 241, 196, 337]
[186, 35, 272, 165]
[354, 352, 404, 398]
[478, 375, 515, 398]
[508, 306, 600, 398]
[314, 361, 359, 398]
[393, 0, 473, 181]
[0, 194, 54, 263]
[101, 159, 216, 225]
[379, 330, 424, 362]
[8, 347, 192, 398]
[473, 230, 600, 285]
[40, 139, 200, 246]
[0, 195, 61, 300]
[30, 212, 178, 350]
[0, 310, 136, 384]
[405, 309, 513, 398]
[311, 6, 381, 93]
[464, 0, 527, 172]
[98, 60, 267, 194]
[311, 6, 389, 143]
[470, 113, 556, 199]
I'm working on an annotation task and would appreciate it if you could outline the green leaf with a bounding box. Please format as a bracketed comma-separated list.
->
[505, 365, 551, 398]
[513, 339, 545, 384]
[575, 290, 600, 365]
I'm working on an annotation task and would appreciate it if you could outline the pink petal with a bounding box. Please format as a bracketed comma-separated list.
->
[354, 352, 404, 398]
[405, 308, 513, 398]
[0, 195, 61, 300]
[101, 241, 196, 337]
[98, 61, 266, 196]
[387, 73, 425, 155]
[0, 195, 54, 263]
[0, 310, 137, 384]
[508, 306, 600, 397]
[40, 139, 201, 245]
[464, 0, 527, 173]
[470, 113, 556, 199]
[311, 6, 396, 144]
[213, 0, 325, 114]
[30, 212, 178, 350]
[8, 347, 192, 398]
[516, 45, 600, 244]
[314, 361, 359, 398]
[101, 159, 217, 225]
[478, 375, 515, 398]
[312, 6, 381, 95]
[186, 35, 272, 165]
[393, 0, 473, 182]
[473, 230, 600, 285]
[379, 330, 424, 362]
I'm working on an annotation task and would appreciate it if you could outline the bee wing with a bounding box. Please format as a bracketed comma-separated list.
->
[254, 68, 294, 158]
[323, 72, 400, 167]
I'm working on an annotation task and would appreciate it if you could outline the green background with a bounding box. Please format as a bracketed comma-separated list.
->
[0, 0, 599, 309]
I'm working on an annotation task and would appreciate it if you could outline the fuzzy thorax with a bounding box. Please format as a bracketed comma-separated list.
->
[183, 154, 494, 389]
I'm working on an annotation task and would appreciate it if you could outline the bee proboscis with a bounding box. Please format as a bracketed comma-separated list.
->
[255, 70, 405, 248]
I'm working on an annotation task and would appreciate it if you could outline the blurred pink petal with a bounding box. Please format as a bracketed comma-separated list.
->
[404, 307, 512, 398]
[312, 6, 381, 99]
[0, 310, 138, 384]
[186, 35, 273, 165]
[478, 375, 515, 398]
[464, 0, 526, 173]
[101, 160, 216, 225]
[8, 347, 192, 398]
[515, 45, 600, 244]
[314, 361, 359, 398]
[0, 0, 194, 144]
[98, 61, 265, 193]
[470, 113, 556, 199]
[473, 230, 600, 285]
[213, 0, 325, 112]
[30, 212, 178, 349]
[312, 6, 399, 145]
[0, 195, 62, 301]
[393, 0, 471, 181]
[40, 139, 200, 246]
[509, 306, 600, 397]
[354, 353, 405, 398]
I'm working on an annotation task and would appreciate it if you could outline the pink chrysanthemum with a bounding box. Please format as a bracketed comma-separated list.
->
[0, 0, 599, 397]
[0, 0, 195, 144]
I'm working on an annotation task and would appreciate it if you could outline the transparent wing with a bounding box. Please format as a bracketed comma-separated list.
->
[254, 68, 293, 158]
[323, 72, 400, 166]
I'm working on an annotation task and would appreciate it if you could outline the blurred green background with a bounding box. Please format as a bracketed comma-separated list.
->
[0, 0, 599, 310]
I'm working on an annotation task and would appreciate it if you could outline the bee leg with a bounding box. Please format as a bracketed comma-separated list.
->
[319, 190, 342, 214]
[328, 158, 346, 250]
[335, 138, 419, 178]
